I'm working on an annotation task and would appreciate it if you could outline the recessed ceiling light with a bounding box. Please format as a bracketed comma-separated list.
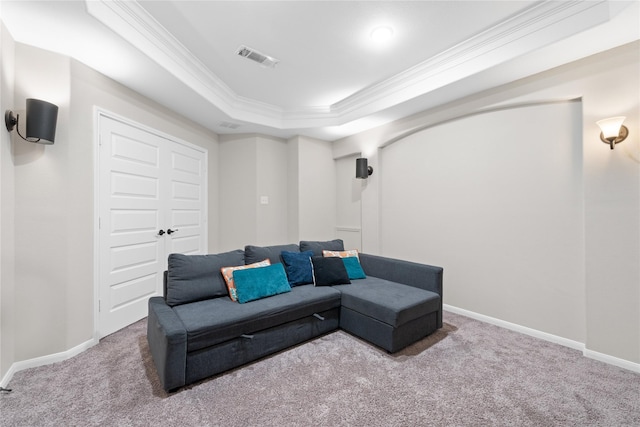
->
[370, 26, 394, 43]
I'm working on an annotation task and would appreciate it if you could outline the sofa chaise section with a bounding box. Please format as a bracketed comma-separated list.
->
[358, 253, 444, 328]
[335, 277, 440, 353]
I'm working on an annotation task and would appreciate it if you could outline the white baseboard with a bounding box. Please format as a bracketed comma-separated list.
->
[443, 304, 640, 374]
[0, 337, 98, 388]
[583, 349, 640, 373]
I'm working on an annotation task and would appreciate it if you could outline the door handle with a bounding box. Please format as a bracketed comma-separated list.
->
[167, 228, 178, 235]
[157, 229, 165, 236]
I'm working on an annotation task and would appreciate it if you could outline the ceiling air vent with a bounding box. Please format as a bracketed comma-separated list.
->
[236, 45, 279, 68]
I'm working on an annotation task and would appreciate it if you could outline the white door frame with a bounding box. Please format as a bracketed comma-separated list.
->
[93, 107, 208, 340]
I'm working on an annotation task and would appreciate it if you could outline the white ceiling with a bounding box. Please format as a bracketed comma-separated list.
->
[1, 1, 638, 140]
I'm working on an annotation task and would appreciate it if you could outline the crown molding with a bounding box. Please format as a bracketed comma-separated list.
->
[85, 0, 285, 121]
[87, 0, 611, 130]
[329, 0, 609, 120]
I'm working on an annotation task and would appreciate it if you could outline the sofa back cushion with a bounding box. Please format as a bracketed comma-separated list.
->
[244, 243, 300, 265]
[299, 239, 344, 257]
[166, 250, 244, 306]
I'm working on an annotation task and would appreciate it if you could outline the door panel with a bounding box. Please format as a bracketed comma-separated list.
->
[109, 273, 158, 310]
[110, 172, 159, 199]
[110, 209, 159, 234]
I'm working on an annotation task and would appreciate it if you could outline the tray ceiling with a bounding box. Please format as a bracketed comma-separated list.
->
[2, 1, 638, 140]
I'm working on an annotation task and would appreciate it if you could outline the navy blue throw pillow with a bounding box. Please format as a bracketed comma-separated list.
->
[281, 250, 314, 286]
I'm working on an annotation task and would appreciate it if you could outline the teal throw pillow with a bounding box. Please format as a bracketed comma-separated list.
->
[342, 256, 366, 280]
[233, 263, 291, 304]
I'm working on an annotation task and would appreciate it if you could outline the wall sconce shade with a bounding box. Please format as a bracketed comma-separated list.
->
[596, 116, 628, 150]
[5, 98, 58, 144]
[356, 157, 373, 179]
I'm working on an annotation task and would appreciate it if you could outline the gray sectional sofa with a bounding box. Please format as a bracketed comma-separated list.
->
[147, 240, 443, 392]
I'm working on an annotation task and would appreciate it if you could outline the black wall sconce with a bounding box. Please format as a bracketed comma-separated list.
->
[596, 116, 629, 150]
[5, 98, 59, 144]
[356, 157, 373, 179]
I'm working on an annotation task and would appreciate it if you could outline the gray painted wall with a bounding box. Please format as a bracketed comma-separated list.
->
[1, 39, 219, 380]
[218, 134, 290, 251]
[296, 136, 336, 241]
[333, 42, 640, 364]
[286, 135, 336, 243]
[380, 101, 585, 342]
[0, 21, 17, 379]
[219, 135, 259, 250]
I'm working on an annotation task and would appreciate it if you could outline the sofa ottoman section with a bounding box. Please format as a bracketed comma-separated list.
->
[334, 277, 441, 353]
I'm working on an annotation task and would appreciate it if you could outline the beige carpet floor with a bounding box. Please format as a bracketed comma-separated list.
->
[1, 311, 638, 426]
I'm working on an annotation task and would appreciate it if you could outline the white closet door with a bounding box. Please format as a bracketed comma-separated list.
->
[97, 114, 207, 338]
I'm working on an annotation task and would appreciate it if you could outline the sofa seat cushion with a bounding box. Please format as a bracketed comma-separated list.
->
[173, 284, 341, 352]
[333, 277, 440, 328]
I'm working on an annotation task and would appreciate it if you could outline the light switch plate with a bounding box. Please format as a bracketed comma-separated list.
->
[260, 196, 269, 205]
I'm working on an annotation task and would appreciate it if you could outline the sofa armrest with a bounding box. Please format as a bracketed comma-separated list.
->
[359, 253, 443, 327]
[147, 296, 188, 392]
